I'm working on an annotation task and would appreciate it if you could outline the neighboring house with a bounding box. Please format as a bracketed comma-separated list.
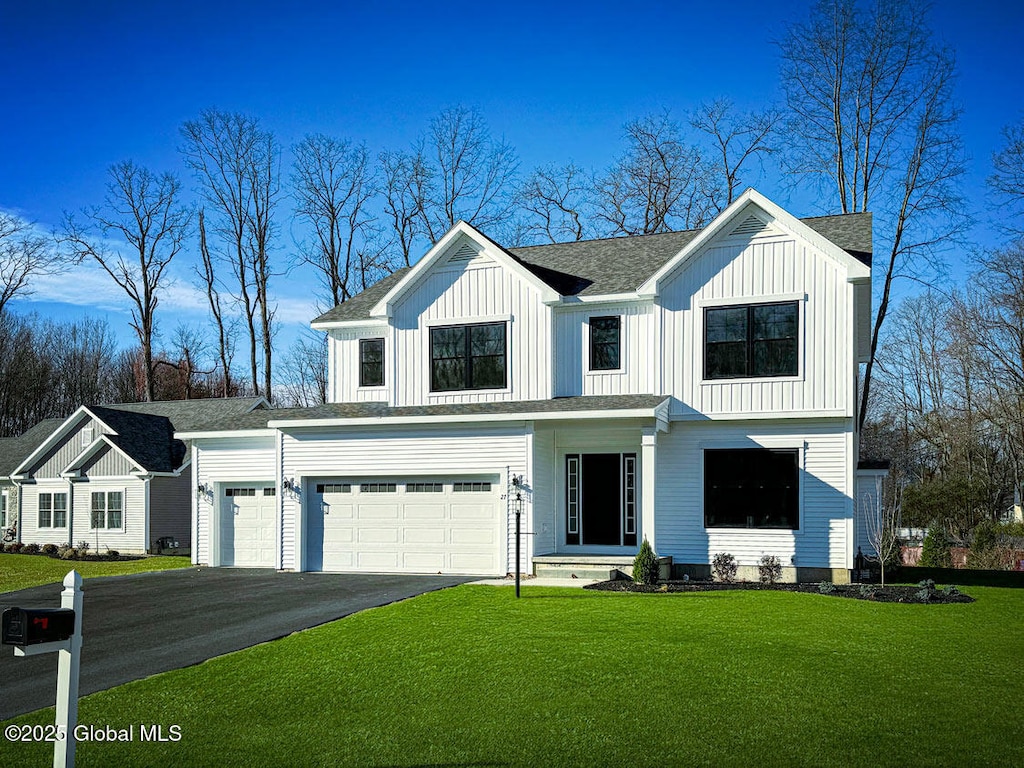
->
[1, 398, 267, 553]
[183, 189, 879, 581]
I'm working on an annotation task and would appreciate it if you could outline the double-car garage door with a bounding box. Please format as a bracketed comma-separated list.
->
[307, 477, 503, 575]
[219, 477, 503, 575]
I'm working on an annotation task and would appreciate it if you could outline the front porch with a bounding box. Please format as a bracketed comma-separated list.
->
[532, 553, 673, 581]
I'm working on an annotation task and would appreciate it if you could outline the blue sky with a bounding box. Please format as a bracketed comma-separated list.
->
[2, 0, 1022, 357]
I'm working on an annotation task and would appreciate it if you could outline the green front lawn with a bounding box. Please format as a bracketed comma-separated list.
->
[0, 553, 191, 593]
[4, 585, 1023, 767]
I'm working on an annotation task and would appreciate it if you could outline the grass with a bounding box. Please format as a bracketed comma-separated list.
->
[4, 584, 1024, 767]
[0, 553, 191, 593]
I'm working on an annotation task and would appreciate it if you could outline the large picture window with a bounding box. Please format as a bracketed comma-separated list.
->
[38, 492, 67, 528]
[705, 302, 798, 379]
[359, 338, 384, 387]
[430, 322, 506, 391]
[589, 316, 621, 371]
[704, 448, 799, 530]
[91, 491, 123, 530]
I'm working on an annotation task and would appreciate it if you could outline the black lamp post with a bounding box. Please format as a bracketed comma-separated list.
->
[512, 475, 523, 598]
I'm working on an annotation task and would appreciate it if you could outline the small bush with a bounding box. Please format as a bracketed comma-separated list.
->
[76, 541, 91, 554]
[632, 538, 659, 585]
[819, 581, 836, 594]
[941, 585, 962, 598]
[22, 543, 41, 555]
[917, 578, 936, 590]
[105, 548, 120, 559]
[60, 548, 78, 560]
[42, 543, 59, 556]
[915, 587, 933, 602]
[758, 555, 782, 584]
[859, 584, 876, 599]
[712, 552, 737, 583]
[8, 542, 24, 553]
[919, 525, 951, 568]
[56, 544, 72, 558]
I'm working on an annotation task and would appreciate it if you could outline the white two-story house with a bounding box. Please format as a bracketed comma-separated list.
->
[182, 189, 879, 581]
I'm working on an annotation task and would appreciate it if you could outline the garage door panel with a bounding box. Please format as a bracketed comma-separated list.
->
[221, 485, 276, 568]
[306, 476, 503, 575]
[404, 527, 446, 545]
[322, 502, 354, 519]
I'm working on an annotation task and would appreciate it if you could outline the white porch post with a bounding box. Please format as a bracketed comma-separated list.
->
[641, 426, 657, 552]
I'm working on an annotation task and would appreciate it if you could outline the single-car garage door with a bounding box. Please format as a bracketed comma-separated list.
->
[220, 485, 276, 567]
[307, 477, 503, 575]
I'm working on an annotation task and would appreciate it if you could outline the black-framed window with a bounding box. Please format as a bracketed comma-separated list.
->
[359, 338, 384, 387]
[705, 302, 798, 379]
[704, 448, 799, 530]
[589, 316, 620, 371]
[430, 322, 506, 391]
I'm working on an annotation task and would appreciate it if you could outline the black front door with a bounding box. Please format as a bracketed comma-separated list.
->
[582, 454, 622, 545]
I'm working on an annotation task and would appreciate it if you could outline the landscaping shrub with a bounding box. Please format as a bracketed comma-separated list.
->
[60, 548, 78, 560]
[632, 539, 659, 585]
[972, 520, 999, 552]
[758, 555, 782, 584]
[106, 548, 120, 558]
[8, 542, 24, 553]
[859, 584, 875, 599]
[920, 525, 951, 568]
[712, 552, 737, 583]
[76, 541, 91, 554]
[22, 542, 41, 554]
[819, 581, 836, 594]
[56, 544, 72, 559]
[42, 543, 59, 556]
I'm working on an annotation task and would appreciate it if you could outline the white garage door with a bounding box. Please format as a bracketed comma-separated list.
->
[307, 477, 503, 575]
[220, 485, 276, 567]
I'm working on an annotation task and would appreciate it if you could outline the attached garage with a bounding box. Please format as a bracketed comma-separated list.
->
[220, 485, 277, 567]
[305, 476, 503, 575]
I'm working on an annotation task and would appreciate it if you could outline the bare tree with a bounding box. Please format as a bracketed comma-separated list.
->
[596, 112, 716, 236]
[0, 212, 64, 316]
[196, 209, 235, 397]
[519, 164, 593, 243]
[60, 161, 190, 401]
[990, 118, 1024, 232]
[778, 0, 968, 432]
[380, 149, 427, 267]
[690, 99, 780, 209]
[292, 135, 378, 306]
[277, 331, 328, 407]
[863, 477, 902, 587]
[181, 109, 281, 401]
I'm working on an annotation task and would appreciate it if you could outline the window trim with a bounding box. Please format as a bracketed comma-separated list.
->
[358, 337, 385, 388]
[90, 489, 125, 531]
[703, 300, 801, 381]
[429, 321, 508, 392]
[702, 446, 802, 532]
[588, 315, 622, 372]
[1, 489, 7, 528]
[38, 491, 68, 529]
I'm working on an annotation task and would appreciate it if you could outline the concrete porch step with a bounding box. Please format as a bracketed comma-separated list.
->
[533, 554, 673, 581]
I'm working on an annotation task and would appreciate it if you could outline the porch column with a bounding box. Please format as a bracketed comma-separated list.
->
[641, 426, 657, 553]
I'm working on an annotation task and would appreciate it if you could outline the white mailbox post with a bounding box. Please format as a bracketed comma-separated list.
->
[3, 570, 84, 768]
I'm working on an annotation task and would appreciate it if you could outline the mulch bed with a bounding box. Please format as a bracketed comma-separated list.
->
[584, 579, 975, 603]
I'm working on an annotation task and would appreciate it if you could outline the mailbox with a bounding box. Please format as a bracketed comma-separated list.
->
[2, 607, 76, 646]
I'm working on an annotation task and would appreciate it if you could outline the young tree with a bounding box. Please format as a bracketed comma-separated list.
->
[60, 161, 190, 401]
[0, 212, 64, 316]
[778, 0, 967, 431]
[292, 135, 378, 306]
[863, 477, 901, 586]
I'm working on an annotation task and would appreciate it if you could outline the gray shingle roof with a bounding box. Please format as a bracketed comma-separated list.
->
[312, 212, 872, 323]
[101, 397, 266, 433]
[192, 394, 670, 433]
[0, 418, 64, 478]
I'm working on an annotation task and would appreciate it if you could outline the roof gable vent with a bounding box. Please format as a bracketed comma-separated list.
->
[729, 214, 773, 238]
[448, 243, 479, 262]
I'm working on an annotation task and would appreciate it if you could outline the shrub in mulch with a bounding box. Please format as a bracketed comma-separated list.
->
[1, 543, 142, 562]
[585, 578, 975, 604]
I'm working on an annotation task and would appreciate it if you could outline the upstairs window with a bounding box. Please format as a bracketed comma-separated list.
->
[704, 449, 799, 530]
[589, 316, 621, 371]
[359, 338, 385, 387]
[430, 322, 506, 391]
[705, 302, 798, 379]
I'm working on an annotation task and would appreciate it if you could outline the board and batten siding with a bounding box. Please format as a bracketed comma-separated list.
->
[655, 419, 853, 569]
[530, 426, 556, 558]
[552, 303, 654, 397]
[192, 436, 277, 566]
[279, 424, 530, 572]
[390, 256, 553, 406]
[328, 325, 390, 404]
[660, 234, 854, 418]
[80, 445, 135, 477]
[31, 416, 109, 478]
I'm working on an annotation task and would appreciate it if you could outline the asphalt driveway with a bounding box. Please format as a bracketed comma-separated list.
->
[0, 568, 473, 720]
